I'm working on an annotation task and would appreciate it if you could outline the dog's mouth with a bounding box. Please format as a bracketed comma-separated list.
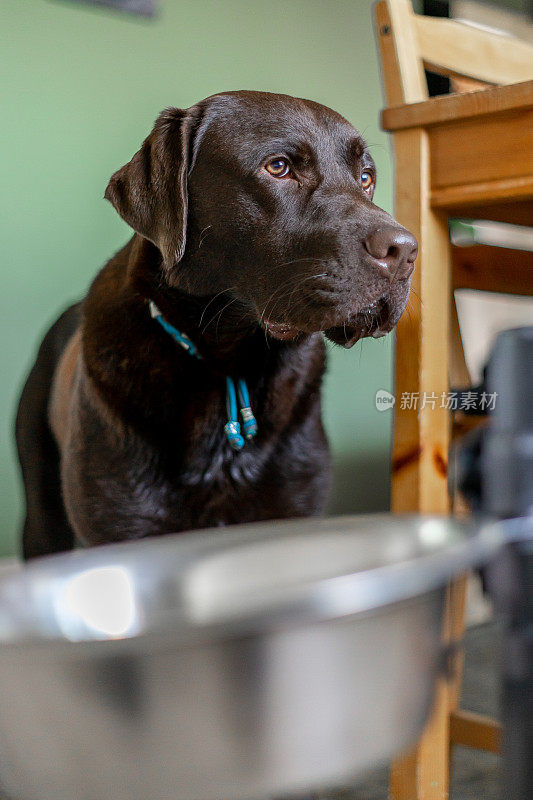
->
[324, 298, 393, 348]
[261, 297, 393, 348]
[261, 321, 302, 341]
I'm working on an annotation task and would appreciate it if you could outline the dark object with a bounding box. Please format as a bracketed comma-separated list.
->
[56, 0, 157, 16]
[482, 327, 533, 519]
[456, 425, 485, 512]
[483, 327, 533, 800]
[470, 0, 532, 20]
[16, 91, 417, 558]
[461, 327, 533, 800]
[450, 375, 493, 415]
[491, 522, 533, 800]
[423, 0, 451, 96]
[456, 326, 532, 509]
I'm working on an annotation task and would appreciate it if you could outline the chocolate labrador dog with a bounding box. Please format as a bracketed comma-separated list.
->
[16, 91, 417, 560]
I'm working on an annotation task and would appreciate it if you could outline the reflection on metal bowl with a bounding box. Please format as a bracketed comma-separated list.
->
[0, 515, 501, 800]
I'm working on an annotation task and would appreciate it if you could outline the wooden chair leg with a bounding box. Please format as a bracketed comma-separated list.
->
[389, 128, 455, 800]
[389, 129, 451, 516]
[390, 578, 467, 800]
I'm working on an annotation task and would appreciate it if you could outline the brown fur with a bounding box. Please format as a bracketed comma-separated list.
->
[16, 91, 416, 558]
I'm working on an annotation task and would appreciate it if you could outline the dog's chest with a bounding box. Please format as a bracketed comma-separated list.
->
[179, 405, 264, 489]
[131, 380, 307, 531]
[76, 323, 327, 541]
[135, 431, 284, 534]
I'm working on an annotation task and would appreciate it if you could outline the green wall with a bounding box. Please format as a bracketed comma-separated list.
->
[1, 0, 395, 557]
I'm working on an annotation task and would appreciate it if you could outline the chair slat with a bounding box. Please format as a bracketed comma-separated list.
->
[415, 15, 533, 86]
[384, 0, 428, 103]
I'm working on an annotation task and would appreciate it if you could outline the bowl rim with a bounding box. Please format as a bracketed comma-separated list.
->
[0, 514, 504, 647]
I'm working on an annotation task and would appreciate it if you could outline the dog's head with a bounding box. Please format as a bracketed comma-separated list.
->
[105, 91, 417, 347]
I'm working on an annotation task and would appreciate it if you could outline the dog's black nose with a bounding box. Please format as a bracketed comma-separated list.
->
[364, 226, 418, 279]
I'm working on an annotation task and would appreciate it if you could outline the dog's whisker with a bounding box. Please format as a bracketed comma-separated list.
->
[214, 298, 240, 340]
[279, 277, 334, 329]
[198, 225, 212, 250]
[255, 256, 326, 282]
[201, 296, 240, 336]
[259, 270, 325, 318]
[261, 273, 329, 325]
[198, 287, 237, 328]
[284, 273, 328, 312]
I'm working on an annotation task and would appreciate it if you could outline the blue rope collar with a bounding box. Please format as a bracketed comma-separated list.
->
[149, 301, 258, 451]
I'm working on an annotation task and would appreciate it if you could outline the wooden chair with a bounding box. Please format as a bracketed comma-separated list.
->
[373, 1, 533, 797]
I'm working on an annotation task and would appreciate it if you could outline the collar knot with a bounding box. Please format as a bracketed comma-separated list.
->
[149, 301, 257, 451]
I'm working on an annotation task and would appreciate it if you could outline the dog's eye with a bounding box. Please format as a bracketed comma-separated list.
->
[265, 158, 291, 178]
[361, 170, 374, 193]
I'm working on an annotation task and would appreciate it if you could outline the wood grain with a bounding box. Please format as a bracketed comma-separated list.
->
[450, 710, 502, 753]
[452, 244, 533, 296]
[383, 0, 427, 104]
[429, 109, 533, 194]
[415, 14, 533, 86]
[390, 129, 451, 514]
[376, 4, 530, 797]
[381, 80, 533, 131]
[375, 1, 407, 107]
[431, 179, 533, 211]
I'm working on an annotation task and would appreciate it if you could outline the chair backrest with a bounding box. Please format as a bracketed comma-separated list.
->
[375, 0, 533, 106]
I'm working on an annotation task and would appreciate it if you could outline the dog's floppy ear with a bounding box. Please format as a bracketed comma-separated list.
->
[105, 107, 200, 270]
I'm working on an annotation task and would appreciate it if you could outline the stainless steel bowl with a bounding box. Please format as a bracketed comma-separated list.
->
[0, 515, 501, 800]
